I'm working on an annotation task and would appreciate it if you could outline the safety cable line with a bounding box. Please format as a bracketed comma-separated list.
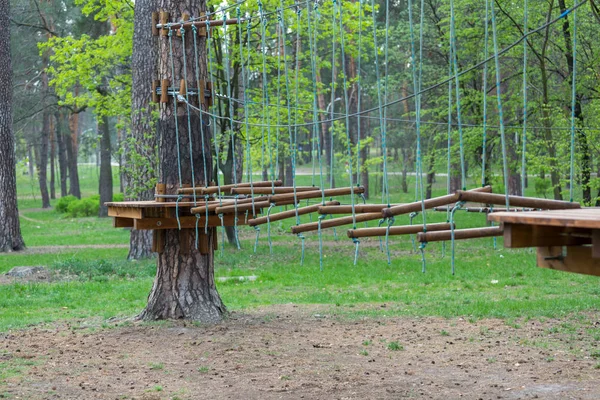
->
[189, 0, 587, 129]
[569, 6, 578, 202]
[521, 0, 528, 196]
[490, 0, 510, 210]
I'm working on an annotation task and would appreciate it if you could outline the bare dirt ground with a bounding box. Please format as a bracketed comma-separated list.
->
[2, 305, 599, 400]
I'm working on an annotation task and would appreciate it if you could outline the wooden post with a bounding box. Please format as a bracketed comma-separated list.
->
[155, 183, 167, 202]
[159, 11, 169, 36]
[160, 79, 169, 103]
[151, 12, 159, 36]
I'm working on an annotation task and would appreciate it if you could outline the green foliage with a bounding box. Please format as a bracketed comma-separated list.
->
[55, 195, 79, 213]
[66, 195, 100, 217]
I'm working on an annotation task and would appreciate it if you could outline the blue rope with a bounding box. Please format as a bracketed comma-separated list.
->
[569, 6, 578, 202]
[521, 0, 528, 196]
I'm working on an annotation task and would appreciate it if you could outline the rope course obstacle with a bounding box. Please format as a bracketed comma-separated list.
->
[107, 0, 600, 277]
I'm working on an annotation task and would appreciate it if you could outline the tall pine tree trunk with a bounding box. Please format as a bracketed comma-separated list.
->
[37, 109, 51, 208]
[139, 0, 225, 322]
[49, 115, 56, 200]
[0, 0, 25, 252]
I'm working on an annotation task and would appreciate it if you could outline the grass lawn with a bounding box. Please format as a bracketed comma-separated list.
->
[1, 165, 598, 332]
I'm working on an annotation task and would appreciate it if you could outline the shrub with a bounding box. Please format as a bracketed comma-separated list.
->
[67, 197, 99, 217]
[55, 195, 78, 213]
[112, 193, 124, 202]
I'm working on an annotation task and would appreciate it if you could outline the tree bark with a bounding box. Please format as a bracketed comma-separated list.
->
[125, 0, 159, 260]
[37, 108, 51, 208]
[98, 115, 113, 217]
[139, 0, 226, 322]
[0, 0, 25, 252]
[56, 111, 68, 197]
[49, 115, 56, 200]
[67, 111, 81, 198]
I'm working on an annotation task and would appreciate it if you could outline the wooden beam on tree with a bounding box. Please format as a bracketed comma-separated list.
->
[134, 215, 244, 230]
[113, 217, 134, 228]
[347, 222, 453, 239]
[108, 207, 143, 219]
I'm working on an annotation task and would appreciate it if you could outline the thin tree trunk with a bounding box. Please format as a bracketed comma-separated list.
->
[139, 0, 225, 322]
[98, 115, 113, 217]
[55, 111, 68, 197]
[68, 111, 81, 198]
[0, 0, 25, 252]
[49, 114, 56, 200]
[37, 109, 51, 208]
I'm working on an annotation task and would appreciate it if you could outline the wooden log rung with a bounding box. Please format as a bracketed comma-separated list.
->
[456, 191, 581, 210]
[290, 211, 382, 234]
[347, 222, 453, 239]
[248, 201, 340, 227]
[417, 226, 503, 243]
[432, 207, 536, 213]
[230, 186, 319, 195]
[319, 204, 401, 214]
[268, 186, 365, 204]
[381, 186, 492, 218]
[189, 196, 270, 214]
[178, 180, 283, 195]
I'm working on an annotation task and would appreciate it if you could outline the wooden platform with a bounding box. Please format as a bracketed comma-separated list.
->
[488, 208, 600, 276]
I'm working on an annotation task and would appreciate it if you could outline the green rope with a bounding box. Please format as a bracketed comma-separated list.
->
[569, 6, 578, 202]
[336, 0, 357, 229]
[482, 0, 489, 188]
[356, 0, 363, 187]
[369, 0, 389, 206]
[191, 25, 209, 188]
[205, 21, 223, 200]
[258, 1, 274, 184]
[449, 0, 466, 190]
[329, 0, 338, 190]
[521, 0, 528, 196]
[490, 0, 510, 210]
[168, 27, 183, 188]
[179, 26, 198, 205]
[381, 0, 391, 205]
[222, 11, 238, 192]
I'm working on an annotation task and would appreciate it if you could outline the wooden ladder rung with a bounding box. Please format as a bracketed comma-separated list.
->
[347, 222, 453, 238]
[248, 201, 340, 227]
[417, 226, 503, 243]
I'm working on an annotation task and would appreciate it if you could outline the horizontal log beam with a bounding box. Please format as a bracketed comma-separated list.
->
[417, 226, 503, 243]
[134, 215, 245, 230]
[381, 186, 492, 219]
[230, 186, 318, 195]
[319, 204, 401, 214]
[178, 180, 282, 195]
[347, 222, 453, 238]
[268, 186, 365, 204]
[189, 196, 270, 214]
[248, 201, 340, 227]
[290, 211, 382, 234]
[456, 191, 581, 210]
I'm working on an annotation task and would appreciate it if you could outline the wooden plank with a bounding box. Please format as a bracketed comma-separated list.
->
[537, 246, 600, 277]
[347, 222, 453, 239]
[113, 217, 134, 228]
[106, 201, 203, 209]
[489, 208, 600, 229]
[593, 230, 600, 259]
[190, 196, 270, 214]
[417, 226, 503, 243]
[134, 215, 244, 230]
[152, 230, 165, 253]
[457, 191, 580, 210]
[108, 206, 143, 219]
[503, 223, 591, 248]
